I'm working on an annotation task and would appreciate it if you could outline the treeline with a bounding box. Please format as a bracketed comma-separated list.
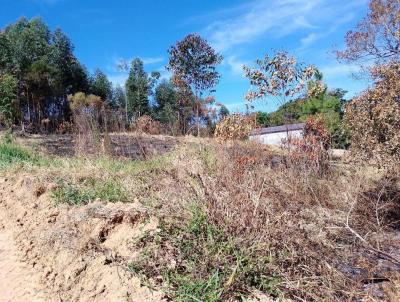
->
[0, 18, 229, 135]
[0, 17, 122, 130]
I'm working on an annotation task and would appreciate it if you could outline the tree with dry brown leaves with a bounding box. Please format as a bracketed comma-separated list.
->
[344, 62, 400, 166]
[244, 51, 315, 105]
[336, 0, 400, 66]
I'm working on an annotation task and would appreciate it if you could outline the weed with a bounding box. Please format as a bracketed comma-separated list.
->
[0, 142, 35, 168]
[51, 178, 130, 205]
[129, 205, 282, 301]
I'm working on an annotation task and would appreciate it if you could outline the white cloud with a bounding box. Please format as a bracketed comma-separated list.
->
[142, 57, 164, 65]
[320, 64, 361, 78]
[226, 56, 247, 76]
[202, 0, 365, 52]
[300, 33, 317, 49]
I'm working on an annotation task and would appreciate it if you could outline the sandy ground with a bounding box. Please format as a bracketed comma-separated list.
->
[0, 230, 48, 302]
[0, 174, 165, 302]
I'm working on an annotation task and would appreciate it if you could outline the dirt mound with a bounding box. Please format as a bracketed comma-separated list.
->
[0, 174, 164, 301]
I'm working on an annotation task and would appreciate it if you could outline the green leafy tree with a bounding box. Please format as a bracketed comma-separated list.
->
[24, 59, 58, 123]
[0, 17, 90, 127]
[154, 80, 177, 111]
[2, 18, 51, 80]
[125, 58, 160, 121]
[90, 68, 112, 102]
[0, 74, 18, 127]
[218, 104, 230, 119]
[49, 28, 89, 94]
[167, 34, 223, 136]
[153, 80, 180, 134]
[112, 85, 126, 109]
[256, 111, 270, 127]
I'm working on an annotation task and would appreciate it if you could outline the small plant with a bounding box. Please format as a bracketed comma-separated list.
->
[128, 205, 282, 301]
[1, 129, 13, 144]
[51, 178, 129, 205]
[0, 141, 35, 168]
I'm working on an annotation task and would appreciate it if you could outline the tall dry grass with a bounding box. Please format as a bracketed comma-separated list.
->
[127, 139, 400, 301]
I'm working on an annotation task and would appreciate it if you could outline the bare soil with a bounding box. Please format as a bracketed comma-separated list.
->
[0, 173, 164, 301]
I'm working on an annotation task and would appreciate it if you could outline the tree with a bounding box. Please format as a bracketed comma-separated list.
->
[167, 34, 223, 136]
[90, 69, 112, 102]
[256, 111, 270, 127]
[336, 0, 400, 66]
[0, 74, 18, 127]
[344, 63, 400, 165]
[154, 80, 177, 111]
[125, 58, 159, 121]
[24, 59, 58, 123]
[111, 85, 126, 109]
[2, 18, 51, 80]
[244, 51, 315, 105]
[50, 28, 89, 94]
[154, 80, 179, 133]
[0, 17, 90, 127]
[218, 104, 230, 119]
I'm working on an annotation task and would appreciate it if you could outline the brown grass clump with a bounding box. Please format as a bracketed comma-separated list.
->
[214, 113, 255, 142]
[283, 117, 331, 175]
[132, 115, 163, 135]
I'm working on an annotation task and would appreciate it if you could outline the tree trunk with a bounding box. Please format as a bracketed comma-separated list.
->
[196, 103, 200, 137]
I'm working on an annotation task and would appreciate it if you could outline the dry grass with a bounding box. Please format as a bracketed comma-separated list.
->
[122, 140, 400, 301]
[1, 131, 399, 301]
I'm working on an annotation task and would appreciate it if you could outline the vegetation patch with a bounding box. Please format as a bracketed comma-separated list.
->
[51, 178, 130, 205]
[0, 142, 36, 168]
[129, 205, 282, 301]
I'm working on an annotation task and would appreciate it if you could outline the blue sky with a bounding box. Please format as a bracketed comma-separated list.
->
[1, 0, 370, 112]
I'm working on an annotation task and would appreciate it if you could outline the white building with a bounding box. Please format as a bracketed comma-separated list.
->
[249, 123, 305, 145]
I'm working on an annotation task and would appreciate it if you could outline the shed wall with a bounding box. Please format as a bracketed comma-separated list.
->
[249, 129, 303, 145]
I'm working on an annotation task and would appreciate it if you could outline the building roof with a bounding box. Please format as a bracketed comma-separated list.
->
[250, 123, 305, 135]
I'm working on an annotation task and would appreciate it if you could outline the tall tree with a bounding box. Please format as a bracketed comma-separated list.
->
[90, 68, 112, 101]
[244, 51, 315, 105]
[244, 51, 315, 126]
[0, 74, 18, 127]
[0, 17, 89, 126]
[49, 28, 89, 94]
[167, 34, 223, 136]
[125, 58, 159, 121]
[111, 85, 126, 109]
[336, 0, 400, 66]
[154, 80, 179, 134]
[24, 59, 58, 123]
[3, 18, 51, 80]
[218, 104, 230, 119]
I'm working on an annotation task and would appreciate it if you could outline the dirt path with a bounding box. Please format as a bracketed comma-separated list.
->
[0, 228, 49, 302]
